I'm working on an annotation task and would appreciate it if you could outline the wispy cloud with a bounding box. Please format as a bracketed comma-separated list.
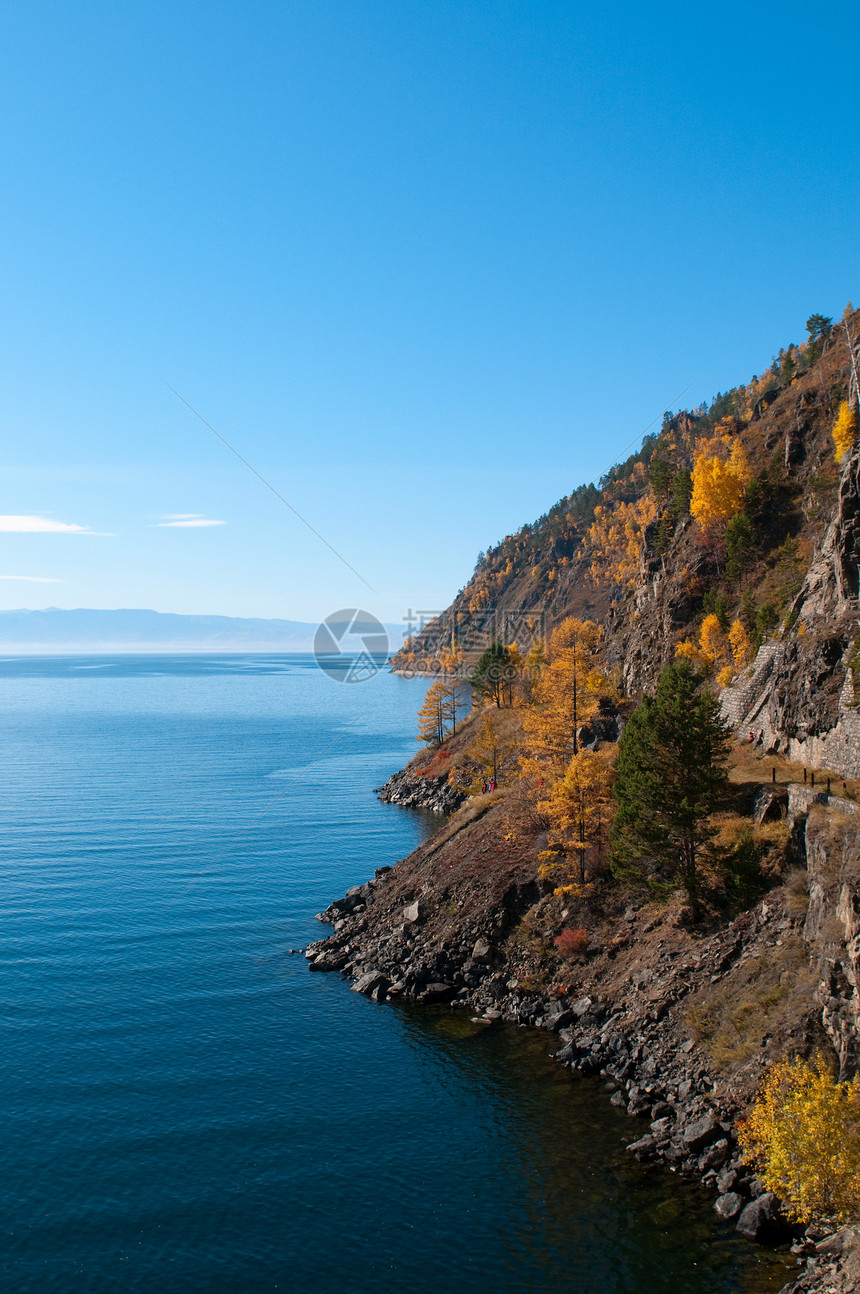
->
[0, 574, 62, 582]
[0, 515, 101, 534]
[156, 514, 227, 528]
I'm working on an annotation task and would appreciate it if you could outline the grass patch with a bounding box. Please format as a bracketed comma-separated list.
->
[684, 934, 815, 1070]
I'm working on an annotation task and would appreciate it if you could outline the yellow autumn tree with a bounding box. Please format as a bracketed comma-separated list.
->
[832, 401, 858, 462]
[521, 618, 605, 779]
[674, 638, 708, 669]
[416, 680, 454, 747]
[587, 495, 658, 588]
[537, 750, 614, 892]
[738, 1055, 860, 1225]
[519, 639, 545, 705]
[691, 436, 752, 527]
[699, 613, 728, 668]
[468, 708, 514, 788]
[729, 619, 753, 667]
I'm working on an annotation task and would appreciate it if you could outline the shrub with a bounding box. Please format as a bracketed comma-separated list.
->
[555, 927, 589, 958]
[724, 829, 765, 907]
[738, 1054, 860, 1224]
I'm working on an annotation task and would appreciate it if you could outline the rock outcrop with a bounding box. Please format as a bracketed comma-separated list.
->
[720, 448, 860, 778]
[375, 766, 464, 813]
[802, 807, 860, 1078]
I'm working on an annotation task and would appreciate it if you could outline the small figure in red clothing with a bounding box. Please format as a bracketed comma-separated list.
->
[481, 781, 487, 794]
[749, 731, 755, 743]
[490, 778, 496, 792]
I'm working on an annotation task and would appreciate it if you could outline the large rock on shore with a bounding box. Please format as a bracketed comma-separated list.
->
[375, 767, 464, 813]
[736, 1192, 791, 1244]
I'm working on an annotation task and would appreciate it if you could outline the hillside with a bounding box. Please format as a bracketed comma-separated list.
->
[392, 305, 860, 781]
[311, 305, 860, 1293]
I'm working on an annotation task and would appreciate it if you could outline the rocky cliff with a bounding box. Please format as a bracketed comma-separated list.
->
[720, 445, 860, 777]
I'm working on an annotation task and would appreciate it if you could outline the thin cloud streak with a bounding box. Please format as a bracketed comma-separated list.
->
[156, 517, 227, 528]
[0, 575, 62, 582]
[0, 515, 98, 534]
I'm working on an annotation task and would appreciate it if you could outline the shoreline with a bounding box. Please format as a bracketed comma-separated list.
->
[305, 763, 860, 1294]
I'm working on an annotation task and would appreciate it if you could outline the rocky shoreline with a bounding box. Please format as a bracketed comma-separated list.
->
[374, 766, 465, 814]
[305, 779, 860, 1293]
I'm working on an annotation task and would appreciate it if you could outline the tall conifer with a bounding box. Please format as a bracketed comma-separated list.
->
[610, 661, 731, 918]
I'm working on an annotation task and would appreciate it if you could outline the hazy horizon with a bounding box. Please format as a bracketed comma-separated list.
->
[0, 606, 409, 654]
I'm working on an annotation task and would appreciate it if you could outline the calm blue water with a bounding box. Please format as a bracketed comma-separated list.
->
[0, 655, 791, 1294]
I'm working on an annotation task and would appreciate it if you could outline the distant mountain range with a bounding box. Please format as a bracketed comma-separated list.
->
[0, 608, 406, 653]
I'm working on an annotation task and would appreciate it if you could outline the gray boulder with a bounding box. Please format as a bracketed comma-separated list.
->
[715, 1192, 744, 1221]
[419, 982, 456, 1003]
[700, 1138, 730, 1171]
[353, 970, 389, 997]
[683, 1115, 722, 1153]
[816, 1224, 860, 1256]
[736, 1192, 790, 1244]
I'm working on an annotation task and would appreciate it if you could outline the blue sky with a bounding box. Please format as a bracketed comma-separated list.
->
[1, 0, 857, 626]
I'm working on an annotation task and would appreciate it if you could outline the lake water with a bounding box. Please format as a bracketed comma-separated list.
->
[0, 654, 792, 1293]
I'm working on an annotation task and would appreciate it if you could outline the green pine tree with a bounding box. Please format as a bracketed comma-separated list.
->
[610, 661, 731, 919]
[471, 641, 512, 708]
[670, 468, 693, 517]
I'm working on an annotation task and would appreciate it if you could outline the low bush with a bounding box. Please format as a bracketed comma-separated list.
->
[555, 927, 589, 958]
[738, 1054, 860, 1224]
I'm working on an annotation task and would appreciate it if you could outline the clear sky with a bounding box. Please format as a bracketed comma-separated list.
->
[1, 0, 857, 627]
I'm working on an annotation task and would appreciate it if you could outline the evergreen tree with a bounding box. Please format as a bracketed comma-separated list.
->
[670, 469, 693, 517]
[756, 601, 779, 642]
[740, 588, 758, 637]
[471, 641, 512, 708]
[654, 511, 674, 556]
[610, 661, 731, 918]
[725, 511, 753, 582]
[805, 314, 833, 364]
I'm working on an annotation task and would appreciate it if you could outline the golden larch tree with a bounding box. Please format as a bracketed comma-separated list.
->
[832, 400, 858, 462]
[699, 613, 728, 668]
[729, 618, 753, 667]
[674, 638, 708, 669]
[416, 680, 454, 747]
[522, 618, 604, 778]
[691, 436, 752, 527]
[537, 749, 614, 892]
[587, 496, 658, 588]
[468, 709, 513, 787]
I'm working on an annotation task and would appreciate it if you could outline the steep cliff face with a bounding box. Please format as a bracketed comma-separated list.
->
[802, 803, 860, 1077]
[720, 449, 860, 776]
